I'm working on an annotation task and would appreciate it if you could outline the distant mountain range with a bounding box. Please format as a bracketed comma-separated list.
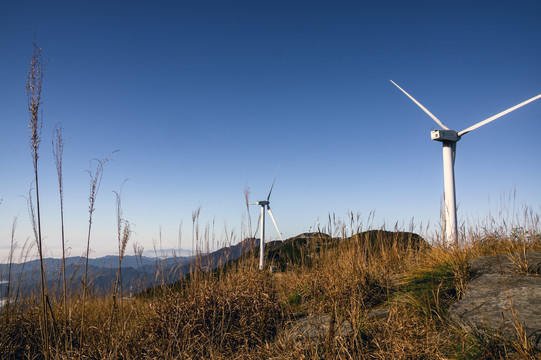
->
[1, 230, 427, 303]
[0, 238, 258, 300]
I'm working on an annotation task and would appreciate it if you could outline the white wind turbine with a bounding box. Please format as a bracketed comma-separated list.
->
[391, 80, 541, 245]
[248, 170, 283, 270]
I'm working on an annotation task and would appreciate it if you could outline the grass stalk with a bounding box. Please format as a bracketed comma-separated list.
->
[4, 216, 18, 315]
[108, 182, 131, 355]
[26, 37, 50, 360]
[79, 153, 114, 357]
[52, 122, 70, 355]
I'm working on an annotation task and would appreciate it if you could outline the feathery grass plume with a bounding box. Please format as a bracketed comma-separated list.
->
[191, 207, 201, 283]
[114, 180, 130, 295]
[192, 207, 201, 255]
[119, 222, 131, 296]
[108, 182, 131, 356]
[26, 36, 50, 359]
[24, 190, 38, 244]
[52, 122, 70, 354]
[27, 39, 44, 169]
[132, 241, 149, 291]
[80, 152, 116, 355]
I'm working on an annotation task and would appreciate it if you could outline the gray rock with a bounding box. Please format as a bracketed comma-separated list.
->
[284, 314, 353, 343]
[468, 251, 541, 276]
[449, 252, 541, 348]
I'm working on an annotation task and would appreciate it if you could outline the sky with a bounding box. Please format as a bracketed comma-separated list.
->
[1, 0, 540, 259]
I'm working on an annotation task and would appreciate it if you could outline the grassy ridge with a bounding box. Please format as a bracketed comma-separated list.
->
[1, 221, 540, 359]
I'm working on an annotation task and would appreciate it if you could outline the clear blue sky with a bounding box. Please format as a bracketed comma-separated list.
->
[1, 1, 540, 258]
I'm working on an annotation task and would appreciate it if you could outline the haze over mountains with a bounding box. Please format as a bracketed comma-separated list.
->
[0, 238, 258, 300]
[0, 230, 427, 304]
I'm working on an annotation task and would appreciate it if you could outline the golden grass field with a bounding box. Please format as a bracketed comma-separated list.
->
[1, 213, 540, 359]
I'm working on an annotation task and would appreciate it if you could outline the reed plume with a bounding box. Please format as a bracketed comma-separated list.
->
[26, 37, 50, 359]
[80, 152, 115, 356]
[52, 122, 70, 354]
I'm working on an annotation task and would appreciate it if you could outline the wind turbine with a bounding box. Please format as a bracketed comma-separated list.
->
[248, 170, 283, 270]
[391, 80, 541, 245]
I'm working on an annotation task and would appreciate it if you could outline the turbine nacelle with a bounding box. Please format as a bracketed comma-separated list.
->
[255, 200, 270, 207]
[431, 129, 460, 142]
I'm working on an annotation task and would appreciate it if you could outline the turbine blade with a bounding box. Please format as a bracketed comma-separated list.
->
[458, 94, 541, 136]
[267, 207, 283, 241]
[390, 80, 449, 130]
[267, 165, 280, 201]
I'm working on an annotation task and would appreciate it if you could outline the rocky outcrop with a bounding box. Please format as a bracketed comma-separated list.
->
[449, 251, 541, 348]
[283, 314, 353, 343]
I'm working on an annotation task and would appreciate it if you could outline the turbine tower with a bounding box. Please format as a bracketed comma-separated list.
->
[249, 170, 283, 270]
[391, 80, 541, 245]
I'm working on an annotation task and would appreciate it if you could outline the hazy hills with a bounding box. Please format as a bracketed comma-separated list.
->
[0, 231, 426, 300]
[0, 238, 258, 299]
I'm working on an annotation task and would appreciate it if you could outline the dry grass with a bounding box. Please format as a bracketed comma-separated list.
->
[2, 211, 540, 359]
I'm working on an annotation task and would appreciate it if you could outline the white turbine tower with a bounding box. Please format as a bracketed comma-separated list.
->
[391, 80, 541, 245]
[249, 171, 283, 270]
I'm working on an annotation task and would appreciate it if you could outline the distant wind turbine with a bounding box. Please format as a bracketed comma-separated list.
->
[391, 80, 541, 245]
[248, 168, 283, 270]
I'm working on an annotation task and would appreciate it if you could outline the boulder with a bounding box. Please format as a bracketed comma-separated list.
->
[283, 314, 353, 344]
[449, 251, 541, 348]
[283, 307, 389, 345]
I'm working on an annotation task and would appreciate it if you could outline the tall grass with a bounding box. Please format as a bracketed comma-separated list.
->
[52, 122, 69, 354]
[79, 153, 114, 355]
[107, 181, 131, 356]
[3, 216, 18, 315]
[1, 206, 540, 359]
[26, 37, 50, 360]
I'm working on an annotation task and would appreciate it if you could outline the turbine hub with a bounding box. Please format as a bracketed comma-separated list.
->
[431, 129, 460, 142]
